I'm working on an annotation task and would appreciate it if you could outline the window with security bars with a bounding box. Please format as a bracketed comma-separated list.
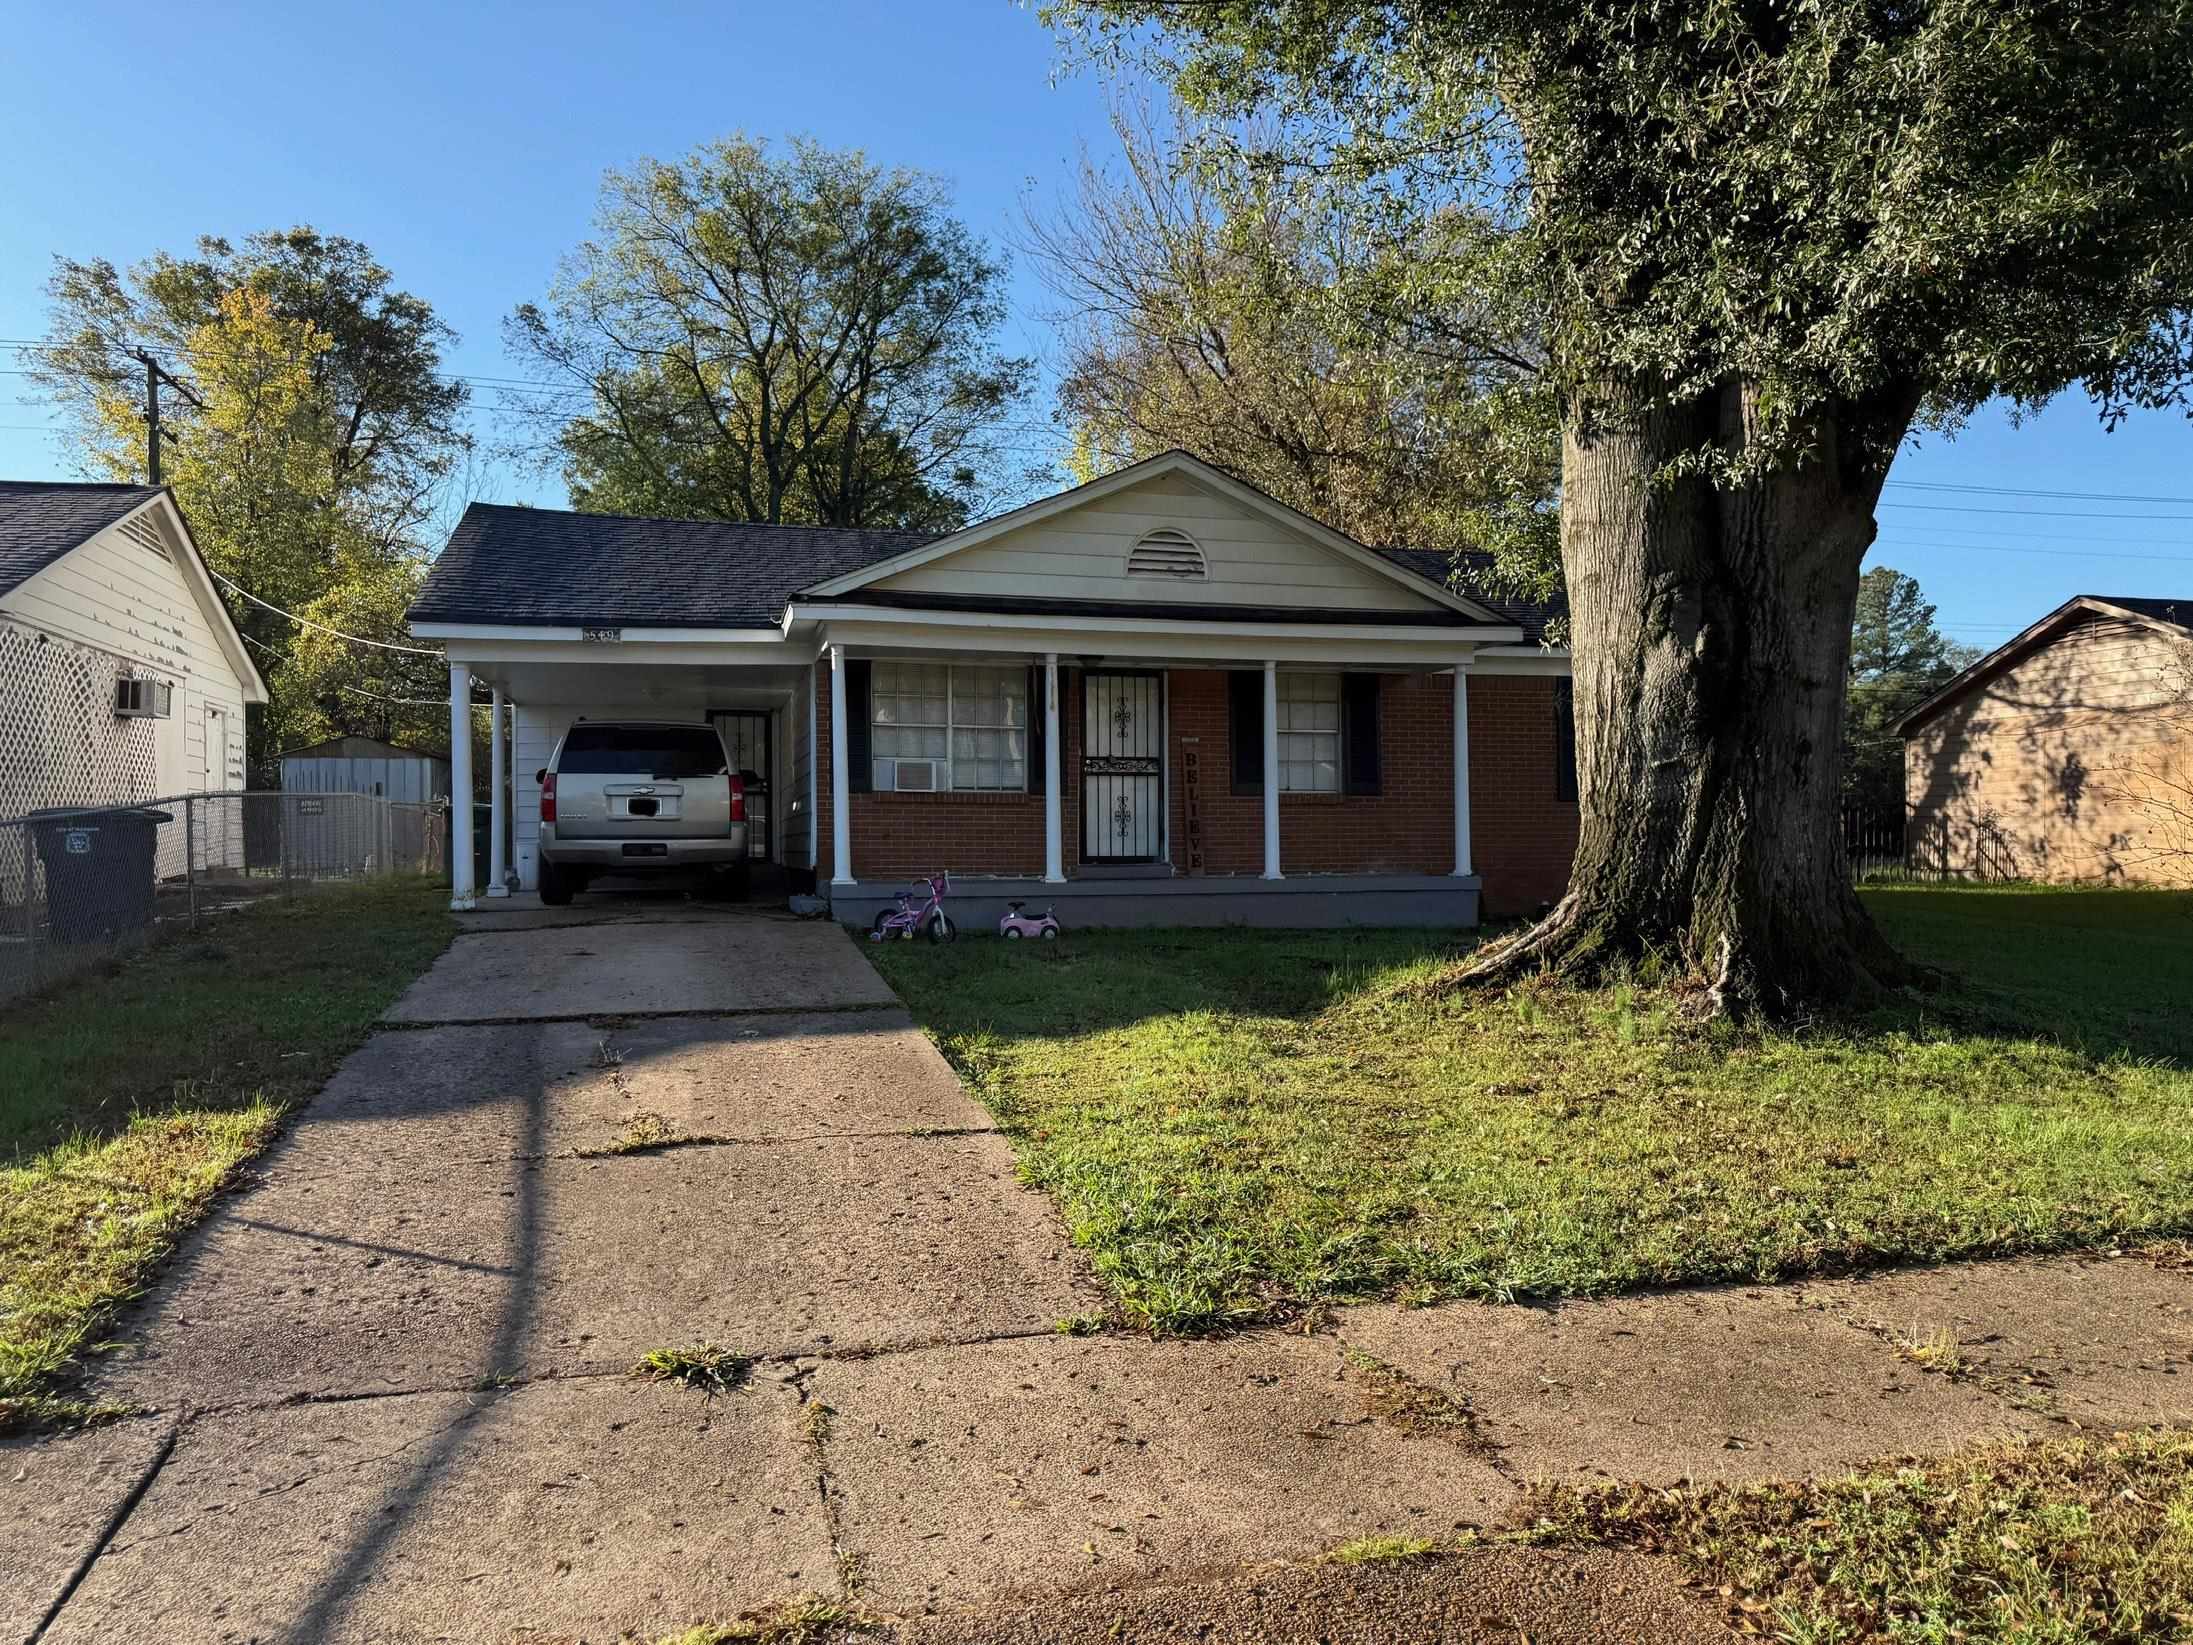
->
[871, 662, 1028, 791]
[1276, 672, 1342, 793]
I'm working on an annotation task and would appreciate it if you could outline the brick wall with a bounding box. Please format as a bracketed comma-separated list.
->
[819, 663, 1579, 912]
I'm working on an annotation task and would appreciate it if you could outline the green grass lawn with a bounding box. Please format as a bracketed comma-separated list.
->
[0, 879, 454, 1429]
[1530, 1428, 2193, 1643]
[874, 885, 2193, 1333]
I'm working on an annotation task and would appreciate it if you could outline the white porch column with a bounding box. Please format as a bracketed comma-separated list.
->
[486, 688, 510, 897]
[1042, 653, 1064, 883]
[1452, 663, 1474, 877]
[448, 662, 475, 909]
[829, 644, 854, 886]
[1261, 660, 1282, 880]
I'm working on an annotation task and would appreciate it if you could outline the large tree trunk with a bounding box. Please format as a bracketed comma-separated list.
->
[1465, 376, 1922, 1015]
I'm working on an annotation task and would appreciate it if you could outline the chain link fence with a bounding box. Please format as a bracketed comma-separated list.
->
[1, 790, 448, 1006]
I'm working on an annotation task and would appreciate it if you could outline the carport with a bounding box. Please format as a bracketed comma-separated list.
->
[433, 645, 818, 901]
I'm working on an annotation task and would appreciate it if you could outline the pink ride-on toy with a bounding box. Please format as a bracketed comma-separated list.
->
[998, 900, 1060, 940]
[869, 873, 956, 943]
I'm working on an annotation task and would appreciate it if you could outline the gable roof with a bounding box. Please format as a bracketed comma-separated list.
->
[410, 503, 938, 629]
[1897, 594, 2193, 736]
[409, 454, 1563, 642]
[281, 734, 449, 763]
[801, 450, 1517, 627]
[0, 481, 165, 598]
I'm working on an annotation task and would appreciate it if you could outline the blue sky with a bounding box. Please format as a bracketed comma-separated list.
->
[3, 0, 2189, 652]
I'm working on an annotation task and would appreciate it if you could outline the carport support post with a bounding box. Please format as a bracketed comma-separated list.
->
[486, 689, 510, 897]
[1042, 653, 1063, 883]
[449, 661, 475, 909]
[1261, 660, 1281, 880]
[829, 644, 854, 887]
[1452, 662, 1473, 878]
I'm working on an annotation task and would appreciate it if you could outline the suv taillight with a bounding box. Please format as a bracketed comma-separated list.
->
[729, 773, 745, 826]
[540, 771, 557, 824]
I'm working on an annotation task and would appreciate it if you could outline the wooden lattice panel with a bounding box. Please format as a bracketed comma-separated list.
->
[0, 620, 160, 821]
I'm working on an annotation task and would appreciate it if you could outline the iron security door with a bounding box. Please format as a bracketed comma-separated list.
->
[711, 711, 772, 861]
[1082, 671, 1165, 862]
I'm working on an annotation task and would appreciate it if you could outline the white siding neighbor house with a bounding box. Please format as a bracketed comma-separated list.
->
[0, 482, 266, 820]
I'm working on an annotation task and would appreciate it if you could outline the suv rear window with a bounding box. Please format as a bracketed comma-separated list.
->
[557, 725, 727, 778]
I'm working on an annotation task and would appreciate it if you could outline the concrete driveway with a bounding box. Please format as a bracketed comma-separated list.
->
[9, 899, 1524, 1645]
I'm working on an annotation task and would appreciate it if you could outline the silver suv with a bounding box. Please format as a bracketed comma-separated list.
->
[536, 721, 750, 905]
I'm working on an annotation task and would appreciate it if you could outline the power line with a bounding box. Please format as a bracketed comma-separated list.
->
[1877, 539, 2193, 564]
[208, 569, 443, 656]
[1885, 479, 2193, 506]
[1882, 502, 2193, 520]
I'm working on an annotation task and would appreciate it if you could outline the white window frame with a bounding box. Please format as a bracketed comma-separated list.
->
[872, 661, 1029, 793]
[1276, 671, 1342, 794]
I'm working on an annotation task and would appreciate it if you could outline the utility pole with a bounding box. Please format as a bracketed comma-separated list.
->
[137, 350, 161, 484]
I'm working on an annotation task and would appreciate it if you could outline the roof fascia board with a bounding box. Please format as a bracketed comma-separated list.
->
[411, 621, 791, 645]
[122, 493, 269, 703]
[1893, 595, 2173, 735]
[792, 600, 1522, 646]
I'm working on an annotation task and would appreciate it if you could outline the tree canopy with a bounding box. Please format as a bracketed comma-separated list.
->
[1051, 0, 2193, 1012]
[508, 134, 1038, 531]
[36, 229, 470, 761]
[1022, 104, 1558, 612]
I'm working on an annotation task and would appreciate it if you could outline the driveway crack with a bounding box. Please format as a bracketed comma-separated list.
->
[28, 1419, 180, 1644]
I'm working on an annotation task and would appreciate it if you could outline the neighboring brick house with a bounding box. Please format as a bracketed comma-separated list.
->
[412, 450, 1577, 926]
[1900, 595, 2193, 885]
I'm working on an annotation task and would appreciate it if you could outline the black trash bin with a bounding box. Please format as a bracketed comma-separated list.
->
[26, 806, 172, 943]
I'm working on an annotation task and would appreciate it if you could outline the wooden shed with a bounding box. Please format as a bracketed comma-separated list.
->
[1899, 596, 2193, 884]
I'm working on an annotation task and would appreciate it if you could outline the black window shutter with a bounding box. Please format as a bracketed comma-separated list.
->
[846, 660, 873, 793]
[1229, 670, 1263, 793]
[1553, 677, 1578, 802]
[1343, 673, 1381, 795]
[1026, 664, 1045, 796]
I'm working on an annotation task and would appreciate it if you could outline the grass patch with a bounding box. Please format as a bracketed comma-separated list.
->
[0, 880, 453, 1429]
[633, 1342, 752, 1397]
[653, 1599, 863, 1645]
[874, 886, 2193, 1332]
[1324, 1534, 1447, 1565]
[1528, 1429, 2193, 1642]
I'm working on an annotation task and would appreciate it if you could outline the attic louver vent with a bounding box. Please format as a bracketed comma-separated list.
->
[119, 515, 170, 559]
[1127, 527, 1207, 579]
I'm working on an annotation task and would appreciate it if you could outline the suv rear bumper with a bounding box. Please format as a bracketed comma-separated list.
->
[540, 826, 750, 868]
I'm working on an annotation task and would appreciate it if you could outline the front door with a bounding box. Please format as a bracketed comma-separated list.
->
[1082, 671, 1165, 862]
[711, 711, 772, 861]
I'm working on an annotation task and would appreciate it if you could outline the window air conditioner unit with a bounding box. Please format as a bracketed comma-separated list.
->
[115, 678, 173, 719]
[885, 758, 940, 792]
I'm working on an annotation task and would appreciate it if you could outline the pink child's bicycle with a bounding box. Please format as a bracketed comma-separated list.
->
[868, 873, 957, 943]
[998, 901, 1060, 940]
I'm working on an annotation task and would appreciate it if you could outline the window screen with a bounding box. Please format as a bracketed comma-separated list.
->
[1276, 673, 1342, 793]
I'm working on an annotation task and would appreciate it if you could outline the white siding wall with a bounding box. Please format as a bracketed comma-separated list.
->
[786, 664, 816, 871]
[0, 507, 252, 816]
[874, 472, 1446, 613]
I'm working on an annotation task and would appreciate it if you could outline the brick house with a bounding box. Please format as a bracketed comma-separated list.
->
[411, 451, 1577, 926]
[1900, 594, 2193, 885]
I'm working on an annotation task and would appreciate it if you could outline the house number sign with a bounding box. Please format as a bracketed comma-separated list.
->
[581, 627, 623, 643]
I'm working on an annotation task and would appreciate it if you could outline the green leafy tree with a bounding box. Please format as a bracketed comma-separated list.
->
[36, 229, 470, 762]
[1022, 103, 1559, 612]
[1053, 0, 2193, 1011]
[1843, 568, 1980, 828]
[508, 134, 1037, 530]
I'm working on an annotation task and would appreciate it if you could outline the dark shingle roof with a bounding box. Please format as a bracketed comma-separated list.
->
[2094, 595, 2193, 630]
[409, 500, 1566, 642]
[1374, 545, 1566, 646]
[409, 503, 940, 628]
[0, 481, 165, 598]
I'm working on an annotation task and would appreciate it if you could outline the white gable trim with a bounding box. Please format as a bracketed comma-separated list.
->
[116, 492, 269, 703]
[800, 450, 1513, 624]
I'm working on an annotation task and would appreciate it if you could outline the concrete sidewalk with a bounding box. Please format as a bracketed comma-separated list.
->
[6, 900, 2189, 1643]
